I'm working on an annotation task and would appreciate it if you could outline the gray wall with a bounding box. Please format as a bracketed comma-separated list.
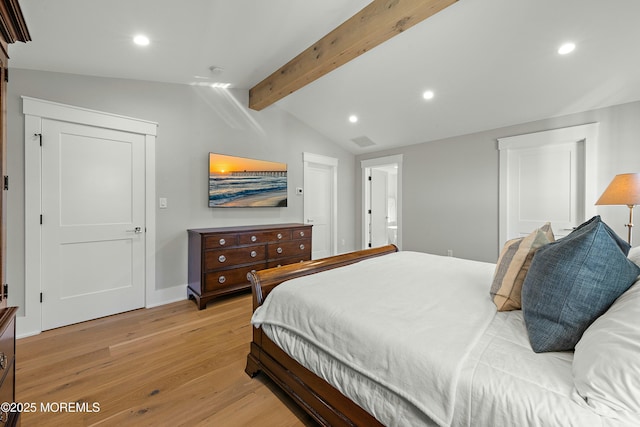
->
[357, 100, 640, 263]
[6, 69, 357, 311]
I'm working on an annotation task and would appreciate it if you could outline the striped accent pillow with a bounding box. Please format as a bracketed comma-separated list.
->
[490, 223, 554, 311]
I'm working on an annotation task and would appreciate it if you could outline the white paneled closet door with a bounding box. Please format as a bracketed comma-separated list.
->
[41, 119, 146, 330]
[508, 142, 583, 239]
[303, 152, 338, 259]
[498, 123, 598, 247]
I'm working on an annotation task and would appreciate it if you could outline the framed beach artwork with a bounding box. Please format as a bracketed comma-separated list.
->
[208, 153, 288, 207]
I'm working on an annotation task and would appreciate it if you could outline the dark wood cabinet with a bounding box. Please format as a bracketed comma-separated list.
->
[0, 307, 17, 426]
[0, 0, 30, 307]
[188, 223, 312, 309]
[0, 5, 29, 426]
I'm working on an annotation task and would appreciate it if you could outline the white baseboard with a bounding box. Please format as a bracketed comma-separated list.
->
[16, 324, 40, 339]
[146, 284, 187, 308]
[17, 284, 188, 339]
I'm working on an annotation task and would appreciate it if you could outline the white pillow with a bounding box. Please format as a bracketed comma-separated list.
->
[573, 277, 640, 420]
[629, 245, 640, 266]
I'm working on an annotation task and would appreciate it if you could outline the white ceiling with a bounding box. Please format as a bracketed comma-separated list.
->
[10, 0, 640, 154]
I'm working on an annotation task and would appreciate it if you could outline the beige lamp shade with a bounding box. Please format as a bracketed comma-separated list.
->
[595, 173, 640, 206]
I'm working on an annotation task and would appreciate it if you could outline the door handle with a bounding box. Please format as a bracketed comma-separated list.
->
[126, 226, 142, 233]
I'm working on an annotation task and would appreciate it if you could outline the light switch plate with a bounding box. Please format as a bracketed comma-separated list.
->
[159, 197, 168, 209]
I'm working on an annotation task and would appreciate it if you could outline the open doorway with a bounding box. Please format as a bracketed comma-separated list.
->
[361, 155, 403, 250]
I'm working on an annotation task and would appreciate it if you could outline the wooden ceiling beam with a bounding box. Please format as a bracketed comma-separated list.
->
[249, 0, 457, 111]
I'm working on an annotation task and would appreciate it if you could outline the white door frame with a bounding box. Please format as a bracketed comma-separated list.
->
[303, 152, 338, 256]
[21, 97, 157, 337]
[498, 123, 598, 250]
[361, 154, 403, 250]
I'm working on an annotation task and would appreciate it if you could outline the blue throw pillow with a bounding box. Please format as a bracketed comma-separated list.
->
[521, 216, 640, 353]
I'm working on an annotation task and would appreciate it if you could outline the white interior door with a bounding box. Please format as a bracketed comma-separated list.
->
[370, 168, 389, 248]
[303, 153, 337, 259]
[499, 123, 598, 247]
[508, 143, 583, 238]
[41, 119, 146, 330]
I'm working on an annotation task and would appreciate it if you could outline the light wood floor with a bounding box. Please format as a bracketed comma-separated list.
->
[16, 293, 316, 427]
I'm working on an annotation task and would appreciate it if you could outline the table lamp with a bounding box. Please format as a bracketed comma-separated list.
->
[595, 173, 640, 245]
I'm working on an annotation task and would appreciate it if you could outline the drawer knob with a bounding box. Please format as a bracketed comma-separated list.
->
[251, 235, 257, 242]
[250, 250, 257, 258]
[299, 231, 305, 237]
[277, 247, 283, 254]
[0, 352, 6, 369]
[277, 233, 283, 239]
[218, 276, 226, 284]
[277, 264, 282, 268]
[218, 255, 226, 263]
[219, 238, 226, 246]
[299, 244, 305, 250]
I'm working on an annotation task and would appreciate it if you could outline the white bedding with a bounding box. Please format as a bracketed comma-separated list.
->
[253, 251, 496, 426]
[454, 310, 630, 427]
[251, 251, 632, 426]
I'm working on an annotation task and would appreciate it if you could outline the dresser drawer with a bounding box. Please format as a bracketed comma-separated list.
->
[0, 316, 14, 379]
[0, 358, 14, 425]
[0, 355, 13, 406]
[204, 234, 238, 249]
[204, 264, 266, 292]
[268, 239, 311, 260]
[238, 230, 291, 245]
[291, 227, 311, 240]
[0, 309, 17, 426]
[267, 257, 307, 269]
[205, 246, 266, 270]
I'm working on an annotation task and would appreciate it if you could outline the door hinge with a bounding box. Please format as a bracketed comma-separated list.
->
[368, 176, 372, 181]
[368, 209, 372, 214]
[2, 284, 6, 299]
[4, 68, 7, 83]
[40, 292, 43, 303]
[35, 133, 42, 146]
[3, 176, 7, 191]
[368, 242, 372, 248]
[40, 214, 43, 225]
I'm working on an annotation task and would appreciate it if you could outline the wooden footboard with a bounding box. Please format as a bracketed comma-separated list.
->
[245, 244, 398, 426]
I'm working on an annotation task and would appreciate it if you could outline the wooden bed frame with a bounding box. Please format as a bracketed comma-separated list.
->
[245, 244, 398, 426]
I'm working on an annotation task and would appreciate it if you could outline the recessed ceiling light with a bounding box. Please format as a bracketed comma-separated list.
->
[349, 115, 358, 123]
[558, 42, 575, 55]
[133, 34, 150, 46]
[423, 90, 435, 100]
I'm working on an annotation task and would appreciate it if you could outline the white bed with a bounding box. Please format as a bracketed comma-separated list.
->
[251, 251, 639, 426]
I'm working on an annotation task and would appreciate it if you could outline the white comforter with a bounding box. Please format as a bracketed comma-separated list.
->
[252, 251, 497, 426]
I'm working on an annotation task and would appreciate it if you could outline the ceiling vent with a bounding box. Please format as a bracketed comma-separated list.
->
[351, 136, 376, 148]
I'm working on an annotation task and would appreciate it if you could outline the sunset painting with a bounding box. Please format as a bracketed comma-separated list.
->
[208, 153, 288, 207]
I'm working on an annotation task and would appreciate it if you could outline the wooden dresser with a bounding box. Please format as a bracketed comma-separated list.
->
[187, 223, 312, 309]
[0, 307, 17, 426]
